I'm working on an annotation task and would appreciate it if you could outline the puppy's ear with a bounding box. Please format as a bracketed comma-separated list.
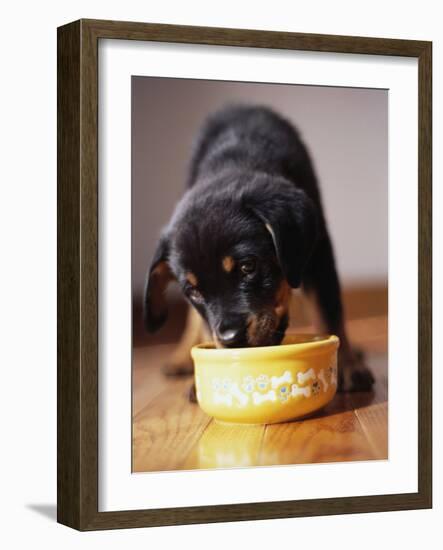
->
[143, 234, 175, 332]
[245, 179, 319, 288]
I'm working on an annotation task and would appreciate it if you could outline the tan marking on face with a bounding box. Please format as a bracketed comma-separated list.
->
[274, 280, 292, 320]
[186, 272, 198, 287]
[222, 256, 235, 273]
[246, 314, 258, 345]
[247, 312, 278, 347]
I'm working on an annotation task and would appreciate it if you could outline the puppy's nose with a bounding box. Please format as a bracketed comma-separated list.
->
[217, 326, 243, 347]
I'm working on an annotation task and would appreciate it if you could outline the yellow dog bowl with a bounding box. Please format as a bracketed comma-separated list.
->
[191, 334, 339, 424]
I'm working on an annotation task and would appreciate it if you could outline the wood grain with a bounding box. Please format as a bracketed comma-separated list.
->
[355, 403, 388, 460]
[57, 20, 81, 529]
[83, 18, 429, 57]
[132, 344, 173, 416]
[418, 39, 432, 503]
[259, 395, 378, 466]
[57, 19, 432, 530]
[133, 378, 211, 472]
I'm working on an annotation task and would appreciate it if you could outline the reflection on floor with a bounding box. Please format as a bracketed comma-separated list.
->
[132, 316, 387, 472]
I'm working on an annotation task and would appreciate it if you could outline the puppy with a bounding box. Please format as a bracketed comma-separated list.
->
[144, 105, 374, 395]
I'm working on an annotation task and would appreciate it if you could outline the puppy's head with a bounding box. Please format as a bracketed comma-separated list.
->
[144, 173, 318, 347]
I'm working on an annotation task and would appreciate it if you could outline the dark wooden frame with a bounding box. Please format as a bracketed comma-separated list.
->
[57, 18, 432, 531]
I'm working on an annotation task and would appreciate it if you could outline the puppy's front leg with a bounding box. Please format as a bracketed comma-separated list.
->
[302, 235, 375, 392]
[163, 305, 206, 377]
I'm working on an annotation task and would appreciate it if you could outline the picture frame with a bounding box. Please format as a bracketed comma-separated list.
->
[57, 18, 432, 530]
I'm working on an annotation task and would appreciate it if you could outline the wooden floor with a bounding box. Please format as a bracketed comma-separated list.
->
[132, 316, 388, 472]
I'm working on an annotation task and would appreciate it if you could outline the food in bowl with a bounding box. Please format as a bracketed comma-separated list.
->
[191, 334, 339, 424]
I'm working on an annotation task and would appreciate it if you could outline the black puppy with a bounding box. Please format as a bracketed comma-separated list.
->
[144, 105, 374, 393]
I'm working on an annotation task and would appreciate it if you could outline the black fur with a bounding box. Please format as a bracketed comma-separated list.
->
[145, 105, 341, 348]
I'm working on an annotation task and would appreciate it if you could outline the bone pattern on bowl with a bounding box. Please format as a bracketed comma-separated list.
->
[195, 362, 338, 409]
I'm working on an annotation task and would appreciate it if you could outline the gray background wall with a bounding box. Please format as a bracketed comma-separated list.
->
[132, 77, 388, 302]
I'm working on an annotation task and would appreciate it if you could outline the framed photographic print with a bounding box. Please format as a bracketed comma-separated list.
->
[57, 19, 432, 530]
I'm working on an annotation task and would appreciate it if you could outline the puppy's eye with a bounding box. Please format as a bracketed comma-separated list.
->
[188, 287, 203, 303]
[240, 258, 257, 276]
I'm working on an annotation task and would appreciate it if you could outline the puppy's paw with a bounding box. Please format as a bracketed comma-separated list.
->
[338, 352, 375, 392]
[188, 382, 197, 403]
[162, 359, 194, 377]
